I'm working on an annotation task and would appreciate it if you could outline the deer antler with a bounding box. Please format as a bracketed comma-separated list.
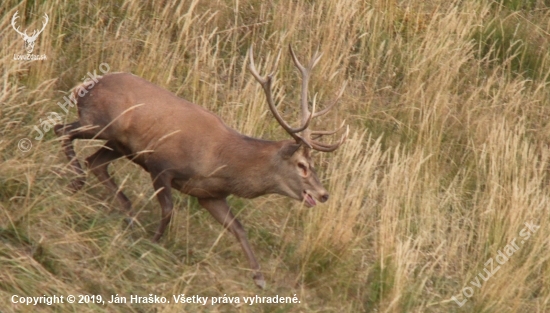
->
[249, 44, 348, 152]
[248, 46, 313, 146]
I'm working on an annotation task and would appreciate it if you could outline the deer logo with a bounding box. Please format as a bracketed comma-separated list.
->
[11, 11, 49, 54]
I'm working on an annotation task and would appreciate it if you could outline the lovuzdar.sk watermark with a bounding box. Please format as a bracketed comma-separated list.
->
[11, 11, 48, 60]
[451, 220, 540, 307]
[14, 54, 47, 61]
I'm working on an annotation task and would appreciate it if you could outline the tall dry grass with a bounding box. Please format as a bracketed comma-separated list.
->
[1, 0, 550, 312]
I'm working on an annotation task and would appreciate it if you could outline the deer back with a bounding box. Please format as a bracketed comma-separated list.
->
[78, 73, 237, 166]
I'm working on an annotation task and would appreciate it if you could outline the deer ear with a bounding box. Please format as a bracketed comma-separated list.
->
[279, 142, 301, 159]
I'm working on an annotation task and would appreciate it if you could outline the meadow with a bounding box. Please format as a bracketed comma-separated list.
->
[1, 0, 550, 312]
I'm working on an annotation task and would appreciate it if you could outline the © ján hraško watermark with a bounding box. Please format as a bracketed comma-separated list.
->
[17, 63, 110, 153]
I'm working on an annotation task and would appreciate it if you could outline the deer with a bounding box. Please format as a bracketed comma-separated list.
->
[54, 45, 348, 289]
[11, 11, 49, 54]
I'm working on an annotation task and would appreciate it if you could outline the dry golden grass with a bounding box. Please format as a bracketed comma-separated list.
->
[2, 0, 550, 312]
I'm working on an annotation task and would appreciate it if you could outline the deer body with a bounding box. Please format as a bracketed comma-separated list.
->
[77, 73, 281, 196]
[55, 47, 347, 289]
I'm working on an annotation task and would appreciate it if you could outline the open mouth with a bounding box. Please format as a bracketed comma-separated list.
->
[302, 191, 317, 207]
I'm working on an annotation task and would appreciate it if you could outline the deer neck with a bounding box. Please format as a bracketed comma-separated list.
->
[222, 135, 283, 198]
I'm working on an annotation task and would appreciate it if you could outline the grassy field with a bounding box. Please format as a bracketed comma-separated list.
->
[2, 0, 550, 312]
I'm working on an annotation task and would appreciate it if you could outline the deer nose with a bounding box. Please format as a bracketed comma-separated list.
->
[319, 193, 329, 203]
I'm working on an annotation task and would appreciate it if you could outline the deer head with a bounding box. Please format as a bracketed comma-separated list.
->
[249, 45, 349, 206]
[11, 11, 49, 54]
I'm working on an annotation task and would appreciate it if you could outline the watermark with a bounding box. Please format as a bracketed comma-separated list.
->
[18, 138, 33, 152]
[11, 11, 48, 60]
[14, 54, 47, 61]
[10, 293, 301, 306]
[451, 220, 540, 307]
[18, 63, 110, 152]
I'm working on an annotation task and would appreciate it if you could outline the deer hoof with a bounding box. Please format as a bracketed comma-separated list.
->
[253, 274, 266, 289]
[68, 179, 85, 193]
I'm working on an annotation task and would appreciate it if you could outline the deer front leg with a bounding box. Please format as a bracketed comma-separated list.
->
[198, 198, 265, 289]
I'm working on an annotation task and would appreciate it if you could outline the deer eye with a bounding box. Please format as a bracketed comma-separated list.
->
[298, 162, 308, 176]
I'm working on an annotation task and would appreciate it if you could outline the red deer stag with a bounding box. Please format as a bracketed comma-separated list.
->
[54, 45, 348, 288]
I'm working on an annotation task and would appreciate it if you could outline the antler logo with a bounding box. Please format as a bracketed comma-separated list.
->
[11, 11, 49, 54]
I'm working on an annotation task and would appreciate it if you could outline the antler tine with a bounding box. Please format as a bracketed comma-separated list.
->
[288, 45, 318, 132]
[311, 120, 346, 139]
[248, 46, 267, 84]
[289, 45, 323, 72]
[309, 125, 349, 152]
[309, 48, 323, 70]
[249, 46, 312, 144]
[288, 45, 306, 72]
[313, 81, 347, 118]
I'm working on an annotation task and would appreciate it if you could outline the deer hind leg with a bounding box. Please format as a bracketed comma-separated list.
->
[54, 121, 98, 192]
[85, 142, 132, 212]
[198, 198, 265, 289]
[151, 172, 174, 242]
